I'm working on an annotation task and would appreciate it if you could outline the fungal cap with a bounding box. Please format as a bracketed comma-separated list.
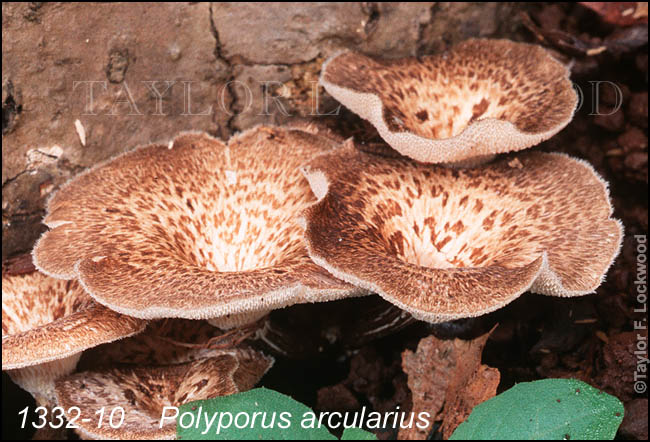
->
[301, 144, 622, 322]
[320, 39, 578, 165]
[55, 349, 273, 440]
[2, 269, 146, 402]
[33, 126, 365, 322]
[2, 271, 147, 371]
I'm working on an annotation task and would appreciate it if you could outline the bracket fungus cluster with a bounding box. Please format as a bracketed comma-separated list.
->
[309, 38, 621, 320]
[3, 37, 624, 439]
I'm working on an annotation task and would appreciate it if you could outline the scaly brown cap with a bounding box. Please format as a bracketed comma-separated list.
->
[2, 270, 146, 370]
[55, 348, 273, 439]
[33, 126, 364, 321]
[2, 268, 146, 403]
[301, 143, 623, 322]
[320, 39, 578, 165]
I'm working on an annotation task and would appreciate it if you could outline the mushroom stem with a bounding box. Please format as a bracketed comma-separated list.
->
[207, 310, 271, 330]
[7, 355, 80, 440]
[6, 353, 81, 405]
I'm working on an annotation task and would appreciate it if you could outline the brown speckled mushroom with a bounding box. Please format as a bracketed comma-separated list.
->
[55, 347, 273, 439]
[33, 126, 364, 325]
[2, 267, 146, 414]
[320, 39, 578, 166]
[301, 142, 623, 322]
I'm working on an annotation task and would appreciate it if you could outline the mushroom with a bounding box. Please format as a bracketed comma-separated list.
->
[33, 126, 364, 324]
[301, 142, 623, 323]
[55, 347, 273, 439]
[56, 317, 272, 439]
[320, 39, 578, 166]
[2, 264, 146, 431]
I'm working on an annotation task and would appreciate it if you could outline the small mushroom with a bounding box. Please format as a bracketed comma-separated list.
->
[55, 348, 273, 439]
[301, 143, 623, 322]
[207, 310, 270, 330]
[2, 266, 146, 407]
[320, 39, 578, 165]
[33, 126, 364, 323]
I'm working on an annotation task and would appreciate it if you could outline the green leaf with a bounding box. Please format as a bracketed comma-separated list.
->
[450, 378, 624, 440]
[177, 387, 336, 440]
[340, 427, 378, 440]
